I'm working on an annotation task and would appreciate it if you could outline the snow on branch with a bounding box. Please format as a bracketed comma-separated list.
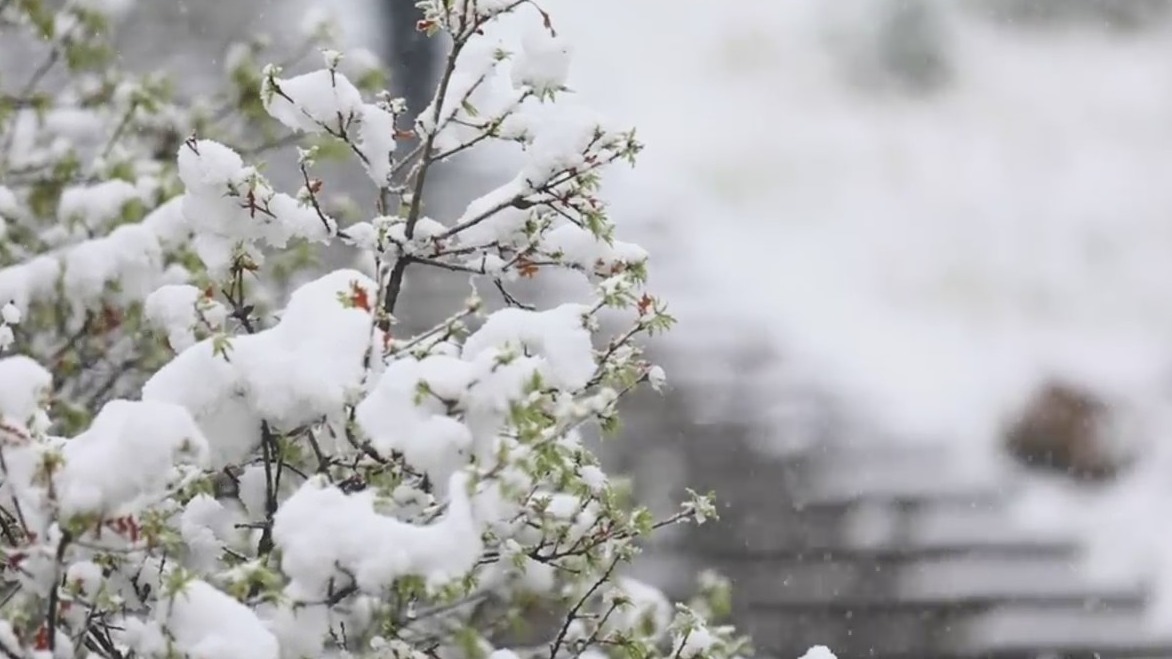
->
[0, 0, 830, 657]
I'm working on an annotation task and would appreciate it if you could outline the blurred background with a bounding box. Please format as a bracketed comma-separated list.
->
[86, 0, 1172, 656]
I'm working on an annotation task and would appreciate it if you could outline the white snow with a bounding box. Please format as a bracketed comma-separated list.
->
[455, 186, 530, 248]
[1, 303, 21, 326]
[156, 579, 279, 659]
[56, 399, 209, 517]
[519, 106, 609, 190]
[462, 304, 595, 391]
[578, 464, 607, 493]
[262, 68, 364, 135]
[357, 103, 398, 185]
[541, 223, 648, 274]
[510, 27, 572, 95]
[272, 471, 483, 595]
[0, 355, 52, 433]
[143, 269, 381, 468]
[799, 647, 837, 659]
[180, 494, 233, 571]
[176, 138, 334, 276]
[606, 576, 671, 642]
[354, 302, 598, 489]
[144, 284, 229, 351]
[62, 222, 165, 308]
[65, 560, 104, 596]
[0, 196, 189, 315]
[355, 355, 476, 487]
[57, 180, 143, 230]
[673, 624, 716, 659]
[0, 186, 19, 221]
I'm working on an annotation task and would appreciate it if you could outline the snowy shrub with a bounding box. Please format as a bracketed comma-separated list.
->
[0, 1, 829, 658]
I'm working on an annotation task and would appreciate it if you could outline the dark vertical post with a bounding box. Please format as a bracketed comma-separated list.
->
[875, 0, 951, 95]
[378, 0, 440, 121]
[372, 0, 458, 335]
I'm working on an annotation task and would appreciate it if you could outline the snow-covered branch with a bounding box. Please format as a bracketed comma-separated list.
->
[0, 1, 830, 658]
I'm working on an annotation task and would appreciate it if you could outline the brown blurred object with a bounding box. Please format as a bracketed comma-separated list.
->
[1002, 380, 1125, 482]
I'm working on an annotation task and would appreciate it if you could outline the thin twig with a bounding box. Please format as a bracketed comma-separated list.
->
[549, 554, 621, 658]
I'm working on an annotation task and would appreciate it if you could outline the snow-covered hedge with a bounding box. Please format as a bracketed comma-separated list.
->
[0, 1, 831, 658]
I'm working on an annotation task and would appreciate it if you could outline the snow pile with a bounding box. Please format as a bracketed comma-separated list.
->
[143, 284, 229, 351]
[262, 68, 365, 135]
[176, 139, 334, 276]
[262, 64, 400, 185]
[143, 269, 380, 467]
[57, 180, 144, 230]
[272, 471, 482, 595]
[154, 579, 279, 659]
[56, 400, 209, 517]
[799, 647, 837, 659]
[0, 305, 20, 352]
[355, 304, 595, 487]
[610, 577, 672, 640]
[540, 223, 648, 273]
[62, 220, 165, 306]
[511, 28, 573, 95]
[0, 196, 189, 315]
[0, 355, 52, 437]
[463, 304, 595, 390]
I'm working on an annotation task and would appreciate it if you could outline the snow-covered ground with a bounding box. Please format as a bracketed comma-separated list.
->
[442, 0, 1172, 631]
